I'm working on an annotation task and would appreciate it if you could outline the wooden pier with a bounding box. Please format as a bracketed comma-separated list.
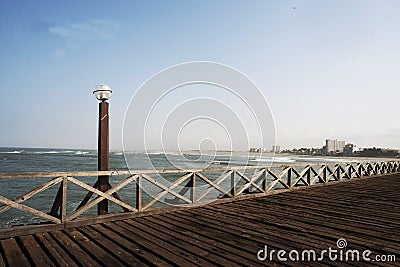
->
[0, 161, 399, 266]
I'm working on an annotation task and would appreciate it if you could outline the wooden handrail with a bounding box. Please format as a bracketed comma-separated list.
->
[0, 160, 398, 230]
[0, 159, 390, 179]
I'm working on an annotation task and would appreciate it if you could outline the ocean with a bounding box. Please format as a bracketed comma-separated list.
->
[0, 147, 375, 228]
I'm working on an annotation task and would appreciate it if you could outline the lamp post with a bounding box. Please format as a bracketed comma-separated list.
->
[93, 84, 112, 215]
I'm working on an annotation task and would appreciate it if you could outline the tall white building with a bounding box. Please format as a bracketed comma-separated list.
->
[272, 145, 280, 153]
[325, 139, 346, 154]
[326, 139, 336, 153]
[337, 141, 345, 152]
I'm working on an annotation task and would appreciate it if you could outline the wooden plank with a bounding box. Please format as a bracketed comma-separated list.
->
[273, 205, 400, 242]
[153, 214, 308, 267]
[174, 209, 339, 267]
[63, 228, 123, 266]
[196, 170, 233, 202]
[124, 218, 236, 267]
[136, 175, 142, 211]
[105, 221, 195, 266]
[78, 226, 148, 266]
[49, 182, 63, 217]
[141, 174, 191, 205]
[116, 220, 212, 266]
[0, 177, 62, 215]
[141, 172, 192, 210]
[190, 173, 195, 204]
[66, 176, 137, 220]
[185, 205, 340, 251]
[18, 235, 56, 266]
[50, 231, 100, 266]
[61, 176, 67, 222]
[90, 223, 173, 266]
[69, 175, 137, 219]
[0, 238, 30, 267]
[214, 200, 400, 254]
[236, 169, 265, 195]
[0, 223, 64, 240]
[230, 170, 236, 197]
[76, 181, 98, 210]
[0, 195, 61, 223]
[64, 204, 193, 229]
[143, 216, 261, 267]
[195, 172, 232, 200]
[0, 160, 398, 179]
[35, 232, 78, 267]
[0, 247, 5, 267]
[243, 197, 400, 231]
[262, 188, 400, 226]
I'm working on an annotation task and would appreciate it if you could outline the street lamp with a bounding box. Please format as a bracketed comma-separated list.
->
[93, 84, 112, 101]
[93, 84, 112, 215]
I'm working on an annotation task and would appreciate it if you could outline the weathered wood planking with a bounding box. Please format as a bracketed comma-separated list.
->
[0, 160, 399, 232]
[0, 173, 398, 266]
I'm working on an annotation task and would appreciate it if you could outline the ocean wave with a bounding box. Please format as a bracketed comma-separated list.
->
[145, 152, 164, 155]
[0, 150, 24, 154]
[34, 151, 59, 154]
[252, 157, 296, 163]
[74, 151, 90, 155]
[146, 152, 184, 156]
[295, 157, 359, 163]
[113, 152, 124, 156]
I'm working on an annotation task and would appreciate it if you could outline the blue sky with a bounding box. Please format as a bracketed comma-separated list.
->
[1, 1, 400, 150]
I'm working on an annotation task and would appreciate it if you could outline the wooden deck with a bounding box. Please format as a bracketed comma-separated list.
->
[0, 173, 399, 266]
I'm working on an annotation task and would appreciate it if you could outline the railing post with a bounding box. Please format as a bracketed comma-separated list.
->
[347, 164, 352, 179]
[61, 176, 67, 223]
[306, 166, 311, 185]
[323, 166, 327, 182]
[335, 164, 341, 181]
[136, 175, 142, 211]
[287, 167, 292, 188]
[98, 101, 109, 215]
[262, 169, 267, 192]
[230, 171, 236, 197]
[190, 173, 196, 204]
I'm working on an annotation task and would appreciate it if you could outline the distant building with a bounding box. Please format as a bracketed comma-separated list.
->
[325, 139, 336, 154]
[249, 147, 266, 153]
[343, 143, 355, 155]
[337, 141, 345, 152]
[325, 139, 346, 154]
[271, 145, 280, 153]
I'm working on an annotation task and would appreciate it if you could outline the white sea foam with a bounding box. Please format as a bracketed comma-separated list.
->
[146, 152, 183, 156]
[145, 152, 164, 155]
[252, 157, 296, 163]
[0, 150, 24, 154]
[74, 151, 90, 155]
[295, 157, 359, 163]
[34, 151, 59, 154]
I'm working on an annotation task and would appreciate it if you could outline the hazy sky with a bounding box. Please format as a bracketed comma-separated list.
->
[1, 1, 399, 150]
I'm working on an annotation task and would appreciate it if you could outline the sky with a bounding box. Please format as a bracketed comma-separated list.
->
[0, 0, 400, 151]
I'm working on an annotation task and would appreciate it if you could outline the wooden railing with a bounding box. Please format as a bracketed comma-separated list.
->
[0, 160, 399, 230]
